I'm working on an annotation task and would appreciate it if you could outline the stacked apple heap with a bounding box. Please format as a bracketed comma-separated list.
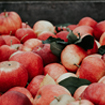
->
[0, 11, 105, 105]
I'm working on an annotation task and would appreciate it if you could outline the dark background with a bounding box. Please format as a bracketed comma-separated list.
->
[0, 1, 105, 27]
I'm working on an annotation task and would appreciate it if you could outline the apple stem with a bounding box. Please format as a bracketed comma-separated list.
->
[10, 40, 13, 46]
[54, 96, 60, 101]
[25, 22, 28, 28]
[74, 63, 80, 68]
[9, 31, 12, 36]
[20, 34, 28, 43]
[4, 9, 8, 17]
[79, 97, 81, 105]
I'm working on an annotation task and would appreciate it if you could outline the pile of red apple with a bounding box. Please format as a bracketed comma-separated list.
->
[1, 11, 105, 105]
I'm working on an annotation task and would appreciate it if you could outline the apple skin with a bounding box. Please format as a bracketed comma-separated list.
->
[32, 43, 59, 66]
[73, 85, 88, 100]
[33, 84, 71, 105]
[68, 99, 94, 105]
[2, 35, 20, 46]
[78, 17, 97, 28]
[80, 83, 105, 105]
[56, 31, 69, 42]
[0, 91, 32, 105]
[0, 45, 17, 62]
[0, 36, 6, 46]
[15, 28, 37, 43]
[0, 61, 28, 92]
[8, 86, 33, 104]
[73, 25, 94, 37]
[93, 20, 105, 40]
[61, 44, 87, 72]
[76, 55, 105, 83]
[99, 32, 105, 45]
[27, 75, 44, 98]
[9, 51, 44, 81]
[67, 24, 77, 30]
[22, 38, 42, 51]
[0, 11, 22, 35]
[44, 63, 67, 81]
[33, 20, 55, 37]
[98, 76, 105, 84]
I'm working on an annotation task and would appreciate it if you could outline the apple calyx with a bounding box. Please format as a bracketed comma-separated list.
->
[25, 22, 28, 28]
[10, 40, 13, 46]
[36, 94, 41, 99]
[20, 33, 28, 42]
[8, 63, 11, 66]
[79, 97, 82, 105]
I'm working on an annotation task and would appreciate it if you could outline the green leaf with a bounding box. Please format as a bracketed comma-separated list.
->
[97, 45, 105, 55]
[75, 35, 94, 51]
[42, 36, 63, 44]
[50, 42, 67, 57]
[67, 30, 79, 44]
[58, 77, 91, 95]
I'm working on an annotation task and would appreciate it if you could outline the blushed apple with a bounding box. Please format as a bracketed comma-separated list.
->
[33, 20, 55, 36]
[93, 20, 105, 40]
[15, 28, 37, 43]
[56, 30, 69, 42]
[0, 45, 17, 62]
[22, 38, 42, 51]
[27, 75, 44, 98]
[33, 84, 71, 105]
[76, 55, 105, 83]
[32, 43, 59, 66]
[80, 83, 105, 105]
[0, 91, 32, 105]
[22, 22, 31, 28]
[8, 86, 33, 104]
[37, 31, 57, 41]
[61, 44, 87, 72]
[78, 17, 97, 28]
[44, 63, 67, 81]
[0, 36, 6, 46]
[2, 35, 20, 46]
[67, 24, 77, 30]
[99, 32, 105, 45]
[0, 61, 28, 92]
[73, 85, 88, 100]
[9, 51, 44, 81]
[0, 11, 22, 35]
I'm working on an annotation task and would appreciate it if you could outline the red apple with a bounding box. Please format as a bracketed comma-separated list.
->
[27, 75, 44, 98]
[73, 25, 94, 37]
[67, 24, 77, 30]
[73, 85, 88, 100]
[68, 99, 94, 105]
[76, 55, 105, 83]
[0, 45, 17, 62]
[93, 20, 105, 40]
[0, 61, 28, 92]
[9, 51, 44, 81]
[0, 91, 32, 105]
[22, 22, 31, 28]
[78, 17, 97, 28]
[32, 43, 59, 66]
[8, 86, 33, 104]
[0, 11, 22, 35]
[61, 44, 87, 72]
[15, 28, 37, 43]
[80, 83, 105, 105]
[22, 38, 42, 51]
[33, 84, 71, 105]
[37, 31, 57, 41]
[2, 35, 20, 46]
[56, 30, 69, 42]
[0, 36, 6, 46]
[44, 63, 67, 81]
[33, 20, 55, 37]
